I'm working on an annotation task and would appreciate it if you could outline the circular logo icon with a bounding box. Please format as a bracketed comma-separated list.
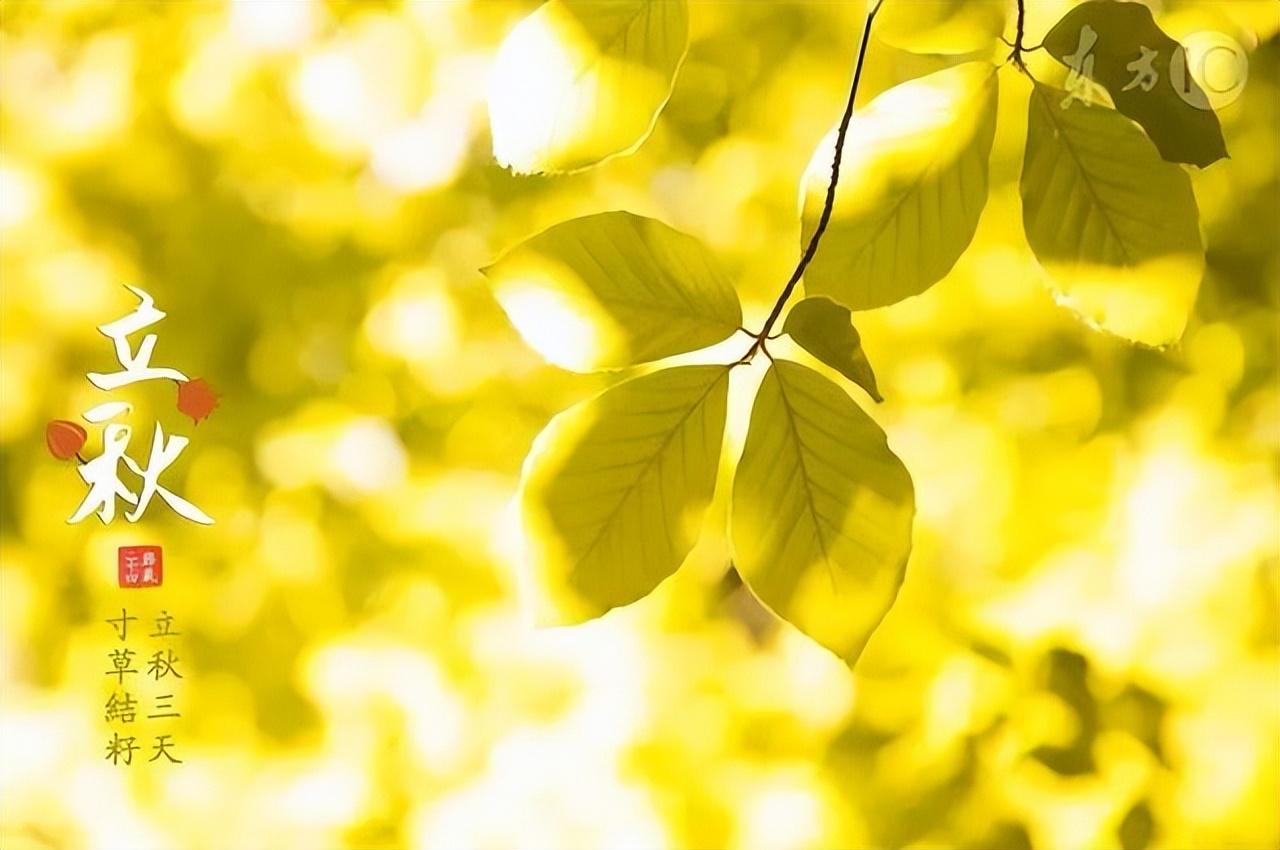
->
[1171, 31, 1249, 110]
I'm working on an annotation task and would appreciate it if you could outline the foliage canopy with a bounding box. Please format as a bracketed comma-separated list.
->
[486, 0, 1232, 666]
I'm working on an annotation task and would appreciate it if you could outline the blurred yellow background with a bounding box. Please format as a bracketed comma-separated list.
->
[1, 1, 1277, 848]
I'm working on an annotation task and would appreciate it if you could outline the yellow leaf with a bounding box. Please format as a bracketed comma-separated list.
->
[802, 62, 998, 309]
[782, 296, 883, 402]
[488, 0, 688, 174]
[483, 211, 742, 372]
[1043, 0, 1227, 168]
[1021, 83, 1205, 346]
[732, 360, 913, 665]
[877, 0, 1007, 56]
[522, 365, 729, 623]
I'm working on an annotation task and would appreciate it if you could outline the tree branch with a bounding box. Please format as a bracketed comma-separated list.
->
[737, 0, 883, 364]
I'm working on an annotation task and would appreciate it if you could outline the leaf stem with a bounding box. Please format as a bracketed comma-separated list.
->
[736, 0, 883, 366]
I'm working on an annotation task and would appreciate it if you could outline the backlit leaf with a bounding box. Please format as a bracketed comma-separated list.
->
[876, 0, 1007, 56]
[732, 360, 914, 665]
[488, 0, 688, 174]
[782, 296, 883, 402]
[1042, 0, 1227, 168]
[1021, 82, 1204, 346]
[521, 365, 729, 623]
[802, 62, 998, 310]
[483, 211, 743, 371]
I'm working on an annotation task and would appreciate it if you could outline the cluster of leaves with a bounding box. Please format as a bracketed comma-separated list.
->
[481, 0, 1226, 665]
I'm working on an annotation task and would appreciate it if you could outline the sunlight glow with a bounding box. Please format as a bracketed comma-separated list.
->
[740, 774, 828, 850]
[805, 63, 993, 217]
[330, 417, 408, 495]
[488, 8, 589, 173]
[1043, 254, 1205, 347]
[230, 0, 317, 51]
[0, 163, 40, 230]
[296, 51, 367, 130]
[363, 270, 460, 362]
[487, 0, 676, 173]
[372, 101, 470, 192]
[494, 278, 606, 371]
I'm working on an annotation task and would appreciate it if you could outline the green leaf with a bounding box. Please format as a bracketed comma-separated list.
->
[876, 0, 1007, 56]
[521, 365, 729, 623]
[732, 360, 914, 666]
[1021, 83, 1204, 346]
[782, 296, 883, 402]
[802, 62, 998, 310]
[488, 0, 688, 174]
[483, 211, 743, 371]
[1042, 0, 1227, 168]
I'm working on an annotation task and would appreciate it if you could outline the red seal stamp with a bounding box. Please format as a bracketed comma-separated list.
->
[118, 546, 162, 588]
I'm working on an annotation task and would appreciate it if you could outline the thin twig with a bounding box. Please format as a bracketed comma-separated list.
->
[736, 0, 883, 366]
[1007, 0, 1030, 72]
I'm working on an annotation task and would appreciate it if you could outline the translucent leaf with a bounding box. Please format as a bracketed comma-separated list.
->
[482, 211, 742, 371]
[521, 365, 729, 623]
[1021, 83, 1204, 346]
[782, 296, 883, 402]
[801, 62, 998, 310]
[1042, 0, 1227, 168]
[876, 0, 1007, 55]
[732, 360, 913, 666]
[488, 0, 688, 174]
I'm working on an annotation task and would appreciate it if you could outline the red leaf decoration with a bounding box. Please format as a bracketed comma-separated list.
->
[46, 419, 87, 461]
[176, 377, 219, 424]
